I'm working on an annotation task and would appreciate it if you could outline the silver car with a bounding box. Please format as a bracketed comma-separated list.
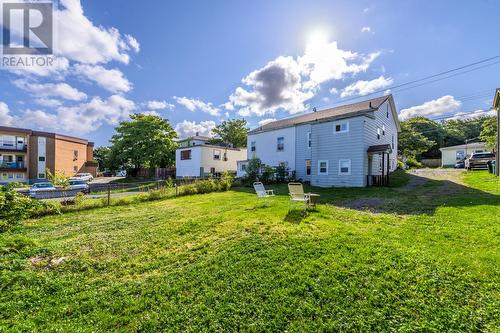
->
[68, 179, 90, 194]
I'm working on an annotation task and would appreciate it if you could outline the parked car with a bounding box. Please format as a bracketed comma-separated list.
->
[115, 170, 127, 177]
[29, 182, 57, 197]
[68, 179, 90, 194]
[454, 160, 465, 169]
[101, 170, 114, 177]
[465, 152, 495, 170]
[73, 173, 94, 182]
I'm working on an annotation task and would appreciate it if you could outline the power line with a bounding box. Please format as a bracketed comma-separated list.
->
[319, 54, 500, 108]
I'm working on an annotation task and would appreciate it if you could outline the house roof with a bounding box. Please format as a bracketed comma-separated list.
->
[367, 144, 392, 154]
[177, 135, 211, 142]
[176, 144, 245, 151]
[494, 88, 500, 109]
[439, 142, 487, 151]
[248, 95, 399, 134]
[0, 126, 92, 145]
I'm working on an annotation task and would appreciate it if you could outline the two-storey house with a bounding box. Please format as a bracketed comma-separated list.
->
[238, 95, 401, 187]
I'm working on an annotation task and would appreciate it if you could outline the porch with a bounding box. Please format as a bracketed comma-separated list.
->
[367, 144, 392, 187]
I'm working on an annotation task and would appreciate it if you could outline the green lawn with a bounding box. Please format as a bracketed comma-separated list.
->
[1, 171, 499, 331]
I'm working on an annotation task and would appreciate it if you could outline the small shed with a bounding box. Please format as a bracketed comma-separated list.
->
[439, 142, 490, 167]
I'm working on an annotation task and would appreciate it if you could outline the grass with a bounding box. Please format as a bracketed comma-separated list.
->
[0, 171, 499, 331]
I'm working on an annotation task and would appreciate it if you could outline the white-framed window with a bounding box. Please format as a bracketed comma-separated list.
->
[318, 160, 328, 175]
[377, 127, 381, 140]
[38, 173, 46, 179]
[456, 150, 465, 161]
[16, 173, 24, 179]
[180, 150, 191, 160]
[307, 132, 312, 148]
[277, 137, 284, 151]
[306, 159, 311, 175]
[334, 121, 349, 133]
[382, 125, 386, 136]
[8, 173, 13, 179]
[213, 149, 221, 160]
[339, 159, 351, 175]
[241, 164, 247, 171]
[250, 141, 256, 152]
[392, 135, 395, 149]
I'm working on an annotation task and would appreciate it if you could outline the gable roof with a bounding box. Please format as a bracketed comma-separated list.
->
[494, 88, 500, 109]
[248, 95, 400, 134]
[177, 135, 211, 142]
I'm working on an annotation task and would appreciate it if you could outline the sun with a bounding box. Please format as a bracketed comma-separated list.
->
[306, 28, 330, 48]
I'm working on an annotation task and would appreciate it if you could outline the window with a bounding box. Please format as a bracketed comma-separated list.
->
[73, 150, 79, 160]
[307, 132, 312, 148]
[318, 160, 328, 175]
[377, 128, 381, 139]
[277, 137, 284, 151]
[210, 167, 216, 174]
[306, 160, 311, 176]
[339, 159, 351, 175]
[8, 173, 13, 179]
[456, 150, 465, 161]
[73, 166, 78, 173]
[392, 135, 395, 149]
[241, 164, 247, 171]
[38, 156, 45, 162]
[180, 150, 191, 160]
[250, 141, 256, 152]
[382, 125, 385, 136]
[38, 173, 46, 179]
[213, 149, 221, 160]
[334, 121, 349, 133]
[386, 105, 389, 118]
[16, 173, 24, 179]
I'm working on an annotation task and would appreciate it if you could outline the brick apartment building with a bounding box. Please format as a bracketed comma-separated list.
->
[0, 126, 97, 184]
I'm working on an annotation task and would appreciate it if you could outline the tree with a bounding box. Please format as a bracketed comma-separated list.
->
[93, 146, 112, 171]
[398, 122, 435, 159]
[401, 117, 445, 158]
[443, 117, 490, 147]
[210, 119, 248, 147]
[109, 114, 178, 171]
[480, 116, 498, 150]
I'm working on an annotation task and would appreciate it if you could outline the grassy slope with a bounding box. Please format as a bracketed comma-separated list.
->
[0, 171, 499, 332]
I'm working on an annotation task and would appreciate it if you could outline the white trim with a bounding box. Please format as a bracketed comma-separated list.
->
[338, 159, 351, 175]
[318, 160, 329, 175]
[334, 121, 349, 134]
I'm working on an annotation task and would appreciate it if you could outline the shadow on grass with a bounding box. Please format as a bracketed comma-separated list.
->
[233, 172, 499, 216]
[283, 209, 309, 224]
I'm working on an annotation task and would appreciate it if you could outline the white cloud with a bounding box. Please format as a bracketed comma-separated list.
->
[54, 0, 138, 64]
[140, 110, 161, 117]
[363, 7, 370, 13]
[35, 98, 63, 108]
[329, 87, 339, 95]
[174, 96, 220, 116]
[14, 80, 87, 101]
[147, 100, 174, 110]
[15, 95, 136, 134]
[224, 39, 381, 117]
[446, 109, 496, 121]
[361, 27, 372, 33]
[125, 34, 140, 53]
[258, 118, 276, 126]
[174, 120, 216, 138]
[0, 102, 14, 126]
[340, 76, 393, 97]
[74, 64, 132, 93]
[3, 57, 70, 78]
[299, 41, 380, 89]
[229, 56, 313, 117]
[399, 95, 462, 120]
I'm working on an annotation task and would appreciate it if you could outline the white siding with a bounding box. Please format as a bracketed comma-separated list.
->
[247, 127, 296, 170]
[295, 124, 312, 181]
[310, 117, 366, 187]
[37, 137, 46, 179]
[176, 147, 203, 178]
[363, 100, 399, 179]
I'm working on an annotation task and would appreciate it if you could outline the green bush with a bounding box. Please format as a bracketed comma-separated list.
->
[397, 160, 405, 170]
[406, 157, 423, 169]
[0, 186, 57, 232]
[245, 157, 262, 183]
[260, 166, 275, 184]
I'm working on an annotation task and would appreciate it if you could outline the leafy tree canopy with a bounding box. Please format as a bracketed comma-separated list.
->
[398, 121, 435, 159]
[210, 119, 248, 148]
[479, 116, 498, 150]
[109, 114, 178, 170]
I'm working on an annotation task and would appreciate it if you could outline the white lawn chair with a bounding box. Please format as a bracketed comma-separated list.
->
[253, 182, 275, 198]
[288, 183, 312, 209]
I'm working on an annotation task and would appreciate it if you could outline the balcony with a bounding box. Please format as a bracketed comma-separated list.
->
[0, 144, 28, 152]
[0, 162, 27, 171]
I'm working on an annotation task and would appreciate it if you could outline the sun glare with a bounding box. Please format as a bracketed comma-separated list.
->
[306, 28, 330, 48]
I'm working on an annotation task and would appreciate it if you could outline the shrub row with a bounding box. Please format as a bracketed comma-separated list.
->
[0, 172, 234, 232]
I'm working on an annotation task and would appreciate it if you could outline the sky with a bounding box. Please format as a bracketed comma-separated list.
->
[0, 0, 499, 147]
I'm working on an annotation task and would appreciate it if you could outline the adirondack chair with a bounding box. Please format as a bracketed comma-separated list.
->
[253, 182, 275, 198]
